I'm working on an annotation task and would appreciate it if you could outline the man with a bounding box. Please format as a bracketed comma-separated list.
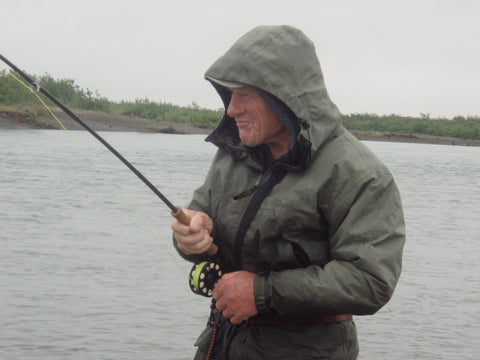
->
[172, 25, 405, 360]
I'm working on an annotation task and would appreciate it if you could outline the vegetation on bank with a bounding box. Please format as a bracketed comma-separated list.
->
[1, 71, 479, 139]
[0, 71, 222, 128]
[343, 113, 480, 140]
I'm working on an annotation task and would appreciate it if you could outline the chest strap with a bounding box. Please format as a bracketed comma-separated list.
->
[233, 169, 286, 269]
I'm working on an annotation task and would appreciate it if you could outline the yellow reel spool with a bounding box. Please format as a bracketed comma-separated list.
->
[189, 261, 222, 297]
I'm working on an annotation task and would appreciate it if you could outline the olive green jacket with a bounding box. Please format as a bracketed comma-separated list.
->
[178, 25, 405, 360]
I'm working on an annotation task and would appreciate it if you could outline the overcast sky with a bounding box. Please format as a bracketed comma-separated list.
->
[1, 0, 479, 118]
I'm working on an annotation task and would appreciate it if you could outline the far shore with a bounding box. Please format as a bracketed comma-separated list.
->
[1, 108, 479, 147]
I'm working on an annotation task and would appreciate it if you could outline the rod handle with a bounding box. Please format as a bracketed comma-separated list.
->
[171, 207, 218, 256]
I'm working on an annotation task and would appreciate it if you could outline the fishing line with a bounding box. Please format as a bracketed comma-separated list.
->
[7, 69, 190, 277]
[2, 54, 221, 297]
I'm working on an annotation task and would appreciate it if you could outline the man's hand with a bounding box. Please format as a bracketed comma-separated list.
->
[212, 271, 258, 325]
[171, 209, 214, 255]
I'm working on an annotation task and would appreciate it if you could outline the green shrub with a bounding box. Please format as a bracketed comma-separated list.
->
[342, 113, 480, 140]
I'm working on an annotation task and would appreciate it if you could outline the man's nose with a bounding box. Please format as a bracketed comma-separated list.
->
[227, 97, 241, 117]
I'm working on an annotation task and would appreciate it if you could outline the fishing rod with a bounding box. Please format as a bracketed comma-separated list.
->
[0, 54, 219, 267]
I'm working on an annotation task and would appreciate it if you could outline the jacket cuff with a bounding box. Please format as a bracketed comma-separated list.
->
[254, 273, 271, 313]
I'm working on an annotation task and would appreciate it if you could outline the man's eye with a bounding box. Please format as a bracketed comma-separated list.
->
[238, 90, 253, 98]
[232, 93, 248, 100]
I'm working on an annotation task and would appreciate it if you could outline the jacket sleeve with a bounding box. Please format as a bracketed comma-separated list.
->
[254, 171, 406, 316]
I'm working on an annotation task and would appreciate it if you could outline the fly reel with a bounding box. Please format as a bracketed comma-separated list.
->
[189, 261, 222, 297]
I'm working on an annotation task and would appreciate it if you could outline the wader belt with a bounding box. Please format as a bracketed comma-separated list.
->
[248, 313, 353, 325]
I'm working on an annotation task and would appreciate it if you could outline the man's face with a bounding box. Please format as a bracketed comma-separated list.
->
[227, 86, 290, 152]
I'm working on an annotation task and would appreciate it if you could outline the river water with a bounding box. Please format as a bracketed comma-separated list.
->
[1, 130, 479, 359]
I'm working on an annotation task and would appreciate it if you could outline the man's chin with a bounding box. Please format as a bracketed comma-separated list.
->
[239, 135, 258, 148]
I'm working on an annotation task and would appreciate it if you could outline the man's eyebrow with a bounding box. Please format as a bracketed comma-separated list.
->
[230, 86, 252, 94]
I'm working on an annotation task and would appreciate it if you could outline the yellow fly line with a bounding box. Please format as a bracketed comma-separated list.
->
[8, 70, 190, 279]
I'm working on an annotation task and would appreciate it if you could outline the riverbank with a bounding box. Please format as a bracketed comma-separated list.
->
[1, 108, 479, 146]
[0, 108, 212, 135]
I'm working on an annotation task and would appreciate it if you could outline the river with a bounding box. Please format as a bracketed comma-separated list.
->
[1, 130, 479, 359]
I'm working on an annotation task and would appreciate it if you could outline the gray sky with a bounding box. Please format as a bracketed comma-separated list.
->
[1, 0, 479, 118]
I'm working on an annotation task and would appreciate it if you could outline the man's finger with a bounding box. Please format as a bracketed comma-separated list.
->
[212, 282, 224, 300]
[229, 315, 245, 325]
[193, 235, 213, 254]
[171, 219, 191, 236]
[189, 213, 207, 232]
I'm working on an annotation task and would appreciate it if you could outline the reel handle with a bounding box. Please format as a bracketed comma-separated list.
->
[172, 206, 218, 256]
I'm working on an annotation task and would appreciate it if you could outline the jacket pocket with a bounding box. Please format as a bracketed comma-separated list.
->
[242, 204, 330, 272]
[254, 233, 308, 272]
[272, 207, 330, 268]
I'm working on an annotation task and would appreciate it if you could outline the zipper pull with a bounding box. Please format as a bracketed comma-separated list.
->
[233, 185, 258, 200]
[233, 169, 271, 200]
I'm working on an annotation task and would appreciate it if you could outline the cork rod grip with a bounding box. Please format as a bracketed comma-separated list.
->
[171, 206, 218, 256]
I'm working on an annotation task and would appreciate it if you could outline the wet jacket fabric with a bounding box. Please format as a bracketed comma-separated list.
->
[177, 25, 405, 360]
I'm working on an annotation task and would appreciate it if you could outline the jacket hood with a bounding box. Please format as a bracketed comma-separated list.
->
[205, 25, 342, 170]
